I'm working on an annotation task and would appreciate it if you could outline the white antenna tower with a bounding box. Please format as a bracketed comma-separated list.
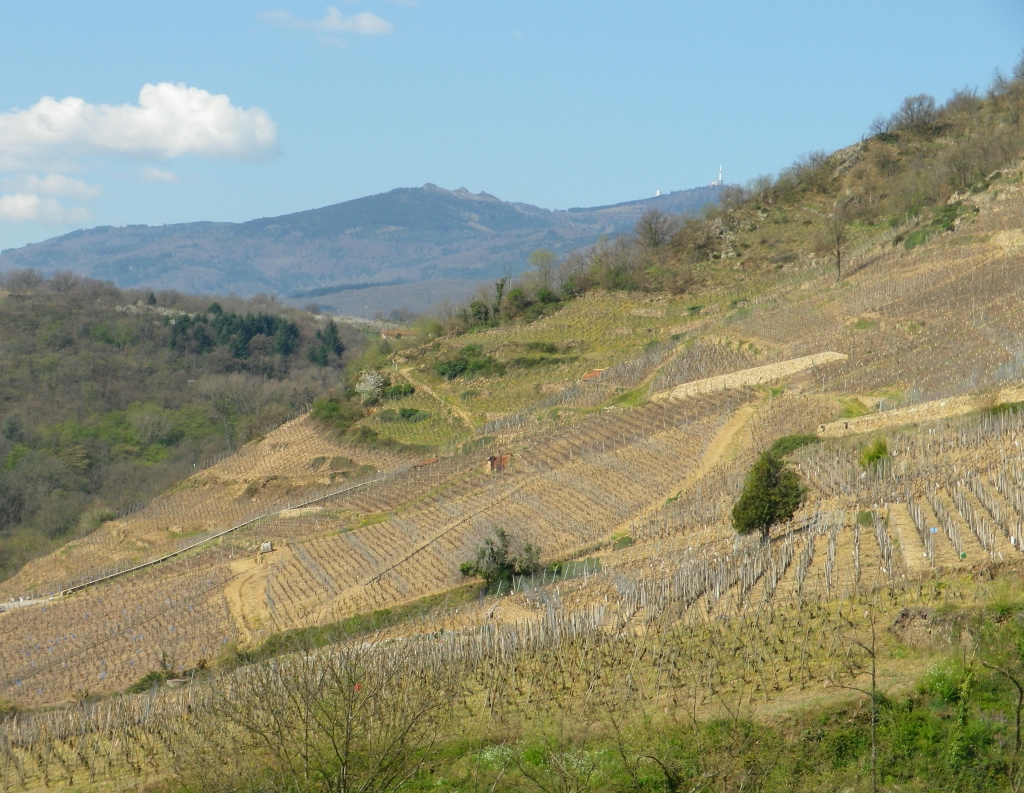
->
[718, 165, 723, 185]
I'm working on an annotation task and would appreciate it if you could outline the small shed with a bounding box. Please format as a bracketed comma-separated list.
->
[486, 454, 511, 473]
[260, 541, 274, 554]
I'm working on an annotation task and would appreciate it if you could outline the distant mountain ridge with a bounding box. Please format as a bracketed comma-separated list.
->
[0, 183, 723, 300]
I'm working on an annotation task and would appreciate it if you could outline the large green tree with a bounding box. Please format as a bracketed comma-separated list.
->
[732, 450, 806, 541]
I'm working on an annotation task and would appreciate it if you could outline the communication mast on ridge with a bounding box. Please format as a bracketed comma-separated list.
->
[710, 166, 723, 186]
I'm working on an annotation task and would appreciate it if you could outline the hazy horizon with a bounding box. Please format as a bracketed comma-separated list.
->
[1, 1, 1022, 251]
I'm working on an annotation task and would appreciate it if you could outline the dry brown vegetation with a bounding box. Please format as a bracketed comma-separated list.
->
[4, 65, 1024, 793]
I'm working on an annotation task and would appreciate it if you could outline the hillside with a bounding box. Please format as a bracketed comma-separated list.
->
[0, 184, 724, 315]
[0, 274, 363, 583]
[2, 68, 1024, 792]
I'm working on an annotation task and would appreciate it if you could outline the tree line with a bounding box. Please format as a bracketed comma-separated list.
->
[436, 52, 1024, 335]
[0, 270, 361, 583]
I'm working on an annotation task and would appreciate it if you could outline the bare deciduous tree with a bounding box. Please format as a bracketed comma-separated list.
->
[528, 249, 558, 293]
[635, 209, 676, 249]
[175, 642, 462, 793]
[818, 200, 853, 280]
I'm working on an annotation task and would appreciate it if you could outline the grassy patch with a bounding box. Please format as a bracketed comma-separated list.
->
[840, 398, 871, 419]
[224, 585, 481, 667]
[434, 344, 504, 380]
[903, 229, 933, 250]
[509, 354, 579, 369]
[767, 433, 820, 457]
[346, 512, 390, 531]
[609, 387, 647, 408]
[311, 394, 365, 433]
[611, 533, 633, 550]
[522, 341, 560, 354]
[987, 400, 1024, 417]
[860, 436, 889, 470]
[378, 407, 430, 423]
[347, 425, 430, 453]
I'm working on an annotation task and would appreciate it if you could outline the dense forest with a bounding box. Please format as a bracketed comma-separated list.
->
[0, 270, 360, 581]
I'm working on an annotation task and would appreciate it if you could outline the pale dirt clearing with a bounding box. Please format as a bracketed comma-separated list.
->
[224, 548, 285, 644]
[889, 503, 928, 574]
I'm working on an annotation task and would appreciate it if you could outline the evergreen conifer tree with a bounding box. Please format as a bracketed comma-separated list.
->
[732, 450, 806, 541]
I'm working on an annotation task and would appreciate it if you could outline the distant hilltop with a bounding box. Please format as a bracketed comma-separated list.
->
[0, 183, 725, 310]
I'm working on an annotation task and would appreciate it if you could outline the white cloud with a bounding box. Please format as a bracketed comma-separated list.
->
[261, 6, 394, 36]
[0, 194, 90, 224]
[0, 174, 100, 199]
[0, 83, 278, 171]
[141, 166, 181, 183]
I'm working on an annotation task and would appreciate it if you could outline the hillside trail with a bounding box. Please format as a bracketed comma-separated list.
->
[225, 548, 286, 644]
[397, 367, 476, 428]
[610, 398, 761, 541]
[888, 503, 928, 574]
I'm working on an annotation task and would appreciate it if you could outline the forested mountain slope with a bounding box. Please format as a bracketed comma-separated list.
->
[0, 184, 724, 302]
[0, 271, 360, 581]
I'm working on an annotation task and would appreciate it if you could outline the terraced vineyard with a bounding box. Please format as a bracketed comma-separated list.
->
[3, 163, 1024, 792]
[4, 400, 1019, 789]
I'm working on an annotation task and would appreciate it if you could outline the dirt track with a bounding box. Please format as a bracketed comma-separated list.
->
[610, 398, 761, 538]
[224, 549, 284, 644]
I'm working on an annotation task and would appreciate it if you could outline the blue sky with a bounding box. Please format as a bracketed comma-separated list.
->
[0, 1, 1022, 251]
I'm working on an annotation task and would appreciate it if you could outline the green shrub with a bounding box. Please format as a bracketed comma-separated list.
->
[348, 426, 391, 447]
[381, 383, 415, 400]
[767, 433, 819, 457]
[987, 400, 1024, 417]
[435, 358, 469, 380]
[434, 345, 504, 380]
[860, 437, 889, 470]
[920, 660, 970, 704]
[510, 354, 576, 368]
[310, 394, 365, 433]
[904, 229, 932, 250]
[732, 451, 806, 539]
[126, 670, 174, 694]
[460, 528, 541, 588]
